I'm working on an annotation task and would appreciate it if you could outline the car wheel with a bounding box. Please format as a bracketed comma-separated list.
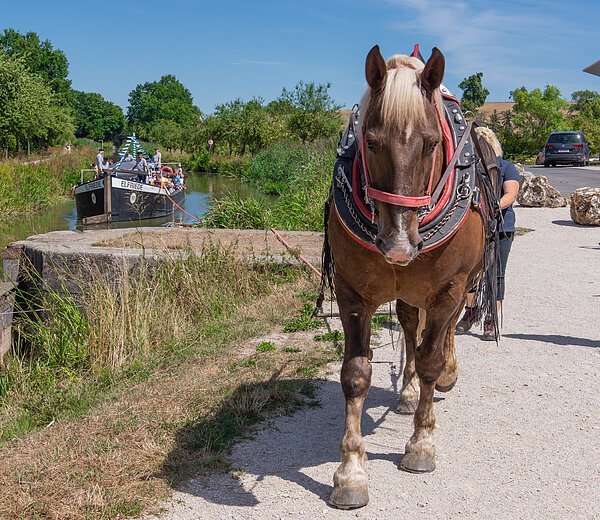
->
[544, 162, 550, 168]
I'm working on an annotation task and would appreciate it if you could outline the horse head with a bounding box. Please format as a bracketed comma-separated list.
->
[360, 45, 445, 266]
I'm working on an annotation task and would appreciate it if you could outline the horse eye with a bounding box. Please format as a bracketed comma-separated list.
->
[425, 141, 438, 156]
[366, 139, 378, 152]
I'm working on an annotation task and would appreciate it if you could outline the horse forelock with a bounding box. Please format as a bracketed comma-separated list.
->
[359, 54, 442, 141]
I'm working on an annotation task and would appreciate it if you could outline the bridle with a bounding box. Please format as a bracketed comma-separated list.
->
[360, 135, 438, 208]
[360, 101, 476, 216]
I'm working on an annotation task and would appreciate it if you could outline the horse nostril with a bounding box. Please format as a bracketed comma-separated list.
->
[375, 237, 389, 254]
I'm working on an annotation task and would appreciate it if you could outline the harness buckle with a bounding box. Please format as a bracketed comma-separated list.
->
[471, 187, 481, 208]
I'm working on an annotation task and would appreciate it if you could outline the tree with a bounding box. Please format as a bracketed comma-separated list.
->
[569, 90, 600, 154]
[70, 90, 125, 141]
[126, 75, 201, 138]
[458, 72, 489, 114]
[506, 85, 568, 157]
[570, 90, 600, 112]
[0, 29, 71, 102]
[150, 120, 183, 152]
[0, 54, 74, 157]
[278, 81, 342, 143]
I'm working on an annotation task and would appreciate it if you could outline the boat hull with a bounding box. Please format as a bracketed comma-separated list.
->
[74, 176, 185, 223]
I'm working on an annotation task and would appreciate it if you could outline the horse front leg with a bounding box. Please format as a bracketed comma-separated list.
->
[330, 281, 377, 510]
[395, 300, 421, 414]
[435, 304, 463, 392]
[400, 295, 461, 474]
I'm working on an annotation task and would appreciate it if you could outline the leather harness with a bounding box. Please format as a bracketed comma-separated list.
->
[332, 86, 482, 253]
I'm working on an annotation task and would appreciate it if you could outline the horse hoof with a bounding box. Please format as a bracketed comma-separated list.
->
[396, 400, 418, 415]
[330, 486, 369, 510]
[435, 375, 458, 393]
[399, 452, 436, 473]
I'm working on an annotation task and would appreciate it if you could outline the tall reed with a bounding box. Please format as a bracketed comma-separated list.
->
[0, 244, 297, 438]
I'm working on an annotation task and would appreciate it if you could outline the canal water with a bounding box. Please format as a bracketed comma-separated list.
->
[0, 174, 264, 249]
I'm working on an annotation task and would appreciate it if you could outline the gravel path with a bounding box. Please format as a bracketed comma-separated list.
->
[148, 205, 600, 520]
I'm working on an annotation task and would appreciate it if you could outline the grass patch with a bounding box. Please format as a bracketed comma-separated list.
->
[200, 139, 335, 231]
[515, 226, 534, 236]
[314, 330, 343, 342]
[0, 147, 94, 217]
[314, 330, 344, 360]
[0, 245, 299, 439]
[0, 246, 340, 519]
[256, 341, 276, 353]
[371, 315, 389, 330]
[283, 303, 321, 332]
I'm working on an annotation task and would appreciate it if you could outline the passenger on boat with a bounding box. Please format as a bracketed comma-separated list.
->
[172, 172, 182, 190]
[95, 149, 104, 178]
[175, 165, 184, 187]
[123, 151, 134, 162]
[153, 148, 162, 170]
[134, 151, 149, 183]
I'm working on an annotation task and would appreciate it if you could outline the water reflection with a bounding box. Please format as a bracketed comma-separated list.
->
[0, 174, 264, 249]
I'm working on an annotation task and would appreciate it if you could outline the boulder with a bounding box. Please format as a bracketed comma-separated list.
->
[570, 187, 600, 226]
[515, 164, 567, 207]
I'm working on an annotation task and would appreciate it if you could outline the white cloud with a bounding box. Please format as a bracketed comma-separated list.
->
[384, 0, 599, 98]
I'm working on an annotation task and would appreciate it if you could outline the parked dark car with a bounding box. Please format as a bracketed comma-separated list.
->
[544, 131, 590, 167]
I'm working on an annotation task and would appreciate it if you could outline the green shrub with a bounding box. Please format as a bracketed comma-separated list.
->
[206, 155, 250, 177]
[0, 147, 94, 216]
[186, 149, 211, 172]
[247, 141, 308, 195]
[201, 193, 273, 229]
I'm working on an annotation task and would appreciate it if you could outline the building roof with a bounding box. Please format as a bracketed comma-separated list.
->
[583, 60, 600, 77]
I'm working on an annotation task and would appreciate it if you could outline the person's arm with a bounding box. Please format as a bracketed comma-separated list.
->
[500, 180, 519, 209]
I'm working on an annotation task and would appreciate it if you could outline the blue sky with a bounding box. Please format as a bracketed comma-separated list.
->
[2, 0, 599, 113]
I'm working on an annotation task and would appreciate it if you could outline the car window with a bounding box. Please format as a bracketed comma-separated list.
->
[548, 134, 581, 144]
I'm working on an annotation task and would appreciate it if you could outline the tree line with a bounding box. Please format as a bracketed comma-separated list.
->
[1, 28, 597, 161]
[0, 29, 342, 160]
[458, 72, 600, 159]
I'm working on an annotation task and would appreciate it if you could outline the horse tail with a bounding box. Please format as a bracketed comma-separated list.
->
[314, 194, 335, 315]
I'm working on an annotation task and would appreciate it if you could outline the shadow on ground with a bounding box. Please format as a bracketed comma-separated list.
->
[503, 333, 600, 348]
[159, 375, 417, 508]
[551, 220, 580, 228]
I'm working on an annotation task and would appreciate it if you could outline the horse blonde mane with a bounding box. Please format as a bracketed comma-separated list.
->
[359, 54, 442, 140]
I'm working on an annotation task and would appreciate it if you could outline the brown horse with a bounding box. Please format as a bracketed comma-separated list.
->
[326, 45, 497, 509]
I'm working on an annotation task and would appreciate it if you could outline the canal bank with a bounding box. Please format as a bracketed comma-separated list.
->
[0, 226, 323, 365]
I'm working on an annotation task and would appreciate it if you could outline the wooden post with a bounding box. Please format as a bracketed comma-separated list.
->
[103, 172, 112, 222]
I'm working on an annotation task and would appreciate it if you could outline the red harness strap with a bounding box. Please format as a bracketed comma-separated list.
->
[360, 136, 437, 208]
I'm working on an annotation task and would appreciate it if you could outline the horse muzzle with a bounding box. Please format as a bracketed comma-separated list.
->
[375, 237, 423, 266]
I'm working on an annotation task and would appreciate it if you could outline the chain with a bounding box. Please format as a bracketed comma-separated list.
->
[338, 178, 377, 241]
[338, 170, 472, 245]
[421, 174, 471, 242]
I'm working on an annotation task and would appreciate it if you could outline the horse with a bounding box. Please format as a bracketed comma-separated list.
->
[323, 45, 500, 509]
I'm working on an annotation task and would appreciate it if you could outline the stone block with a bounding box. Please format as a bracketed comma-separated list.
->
[570, 187, 600, 226]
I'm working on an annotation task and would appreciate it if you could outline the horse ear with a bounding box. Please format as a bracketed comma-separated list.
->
[421, 47, 445, 94]
[365, 45, 387, 90]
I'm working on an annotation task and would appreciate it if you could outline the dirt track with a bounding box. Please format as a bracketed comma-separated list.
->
[147, 205, 600, 520]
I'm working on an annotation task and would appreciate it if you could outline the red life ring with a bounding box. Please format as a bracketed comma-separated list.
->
[160, 165, 173, 176]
